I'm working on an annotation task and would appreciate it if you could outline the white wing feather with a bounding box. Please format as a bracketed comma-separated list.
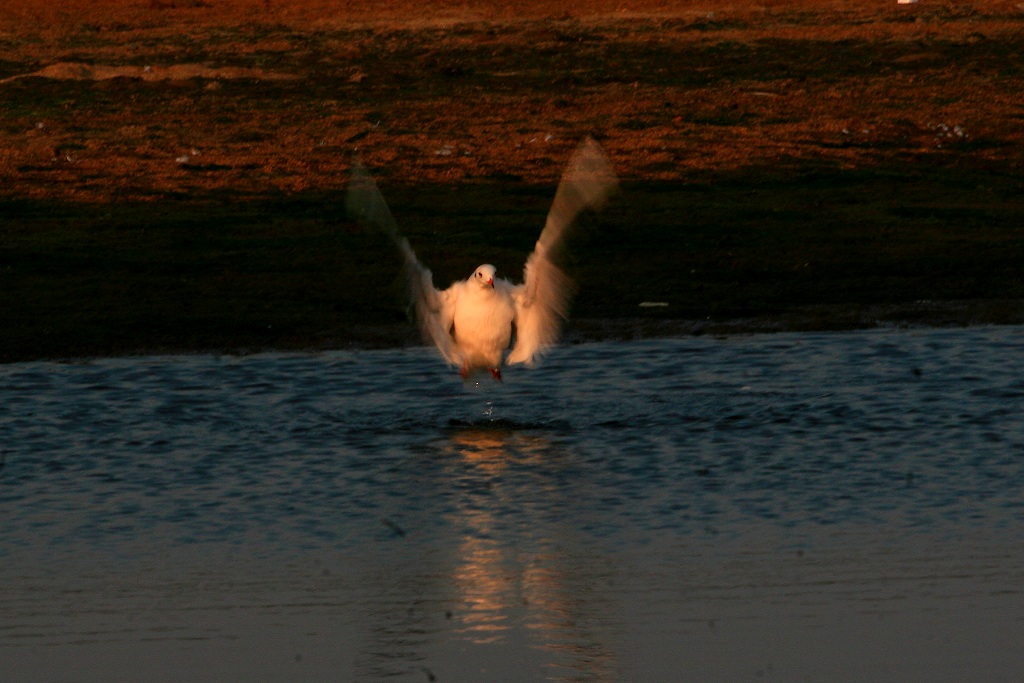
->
[507, 138, 618, 365]
[347, 161, 460, 366]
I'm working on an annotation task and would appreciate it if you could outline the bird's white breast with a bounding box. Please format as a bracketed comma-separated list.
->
[452, 283, 516, 368]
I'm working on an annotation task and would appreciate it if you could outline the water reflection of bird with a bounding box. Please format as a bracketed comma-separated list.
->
[451, 427, 511, 461]
[348, 138, 617, 381]
[443, 427, 618, 680]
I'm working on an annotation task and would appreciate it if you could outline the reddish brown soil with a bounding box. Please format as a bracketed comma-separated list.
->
[1, 1, 1023, 361]
[2, 0, 1022, 201]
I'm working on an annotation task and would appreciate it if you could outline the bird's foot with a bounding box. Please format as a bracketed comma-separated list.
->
[489, 368, 503, 382]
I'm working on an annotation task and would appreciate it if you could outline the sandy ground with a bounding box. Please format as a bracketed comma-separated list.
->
[1, 0, 1023, 359]
[2, 0, 1023, 199]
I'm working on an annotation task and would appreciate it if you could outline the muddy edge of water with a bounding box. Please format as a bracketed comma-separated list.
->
[1, 3, 1022, 362]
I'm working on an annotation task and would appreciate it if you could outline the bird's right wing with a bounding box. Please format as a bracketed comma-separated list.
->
[346, 160, 459, 366]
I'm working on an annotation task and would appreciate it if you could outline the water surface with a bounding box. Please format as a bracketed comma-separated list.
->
[2, 327, 1022, 681]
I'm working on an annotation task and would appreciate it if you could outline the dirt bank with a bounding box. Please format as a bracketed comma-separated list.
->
[1, 1, 1022, 361]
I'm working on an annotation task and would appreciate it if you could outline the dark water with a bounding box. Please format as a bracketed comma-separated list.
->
[1, 328, 1022, 682]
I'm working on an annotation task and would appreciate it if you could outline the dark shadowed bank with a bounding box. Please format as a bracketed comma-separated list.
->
[3, 165, 1023, 363]
[1, 1, 1022, 362]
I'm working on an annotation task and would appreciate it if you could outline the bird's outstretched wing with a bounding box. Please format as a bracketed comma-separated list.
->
[507, 137, 618, 366]
[346, 160, 459, 365]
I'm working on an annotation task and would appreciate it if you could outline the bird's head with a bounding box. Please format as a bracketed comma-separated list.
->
[472, 264, 496, 289]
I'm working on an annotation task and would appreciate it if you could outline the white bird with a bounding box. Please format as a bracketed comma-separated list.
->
[348, 137, 617, 380]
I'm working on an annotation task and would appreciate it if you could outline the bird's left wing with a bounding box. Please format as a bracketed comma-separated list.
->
[347, 160, 459, 366]
[507, 138, 618, 365]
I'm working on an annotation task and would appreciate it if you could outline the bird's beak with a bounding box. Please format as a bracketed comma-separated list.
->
[486, 278, 494, 288]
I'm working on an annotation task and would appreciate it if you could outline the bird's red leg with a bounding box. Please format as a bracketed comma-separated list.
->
[459, 365, 469, 380]
[490, 368, 503, 382]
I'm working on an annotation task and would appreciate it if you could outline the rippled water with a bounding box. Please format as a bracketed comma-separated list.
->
[2, 327, 1022, 682]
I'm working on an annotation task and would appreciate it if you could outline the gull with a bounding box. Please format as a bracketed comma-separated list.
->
[348, 137, 617, 380]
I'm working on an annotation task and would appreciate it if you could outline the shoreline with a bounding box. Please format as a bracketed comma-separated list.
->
[2, 1, 1022, 363]
[16, 300, 1024, 365]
